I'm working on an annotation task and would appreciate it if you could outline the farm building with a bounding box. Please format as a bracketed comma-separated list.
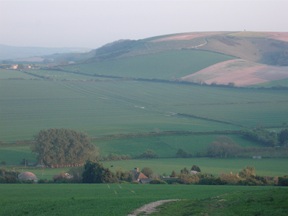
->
[131, 168, 151, 183]
[18, 172, 38, 182]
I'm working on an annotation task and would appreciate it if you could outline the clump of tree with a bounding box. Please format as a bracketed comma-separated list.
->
[101, 153, 131, 161]
[279, 129, 288, 146]
[191, 165, 201, 172]
[32, 129, 98, 167]
[242, 128, 288, 147]
[178, 173, 200, 184]
[141, 167, 153, 178]
[115, 170, 133, 182]
[219, 173, 240, 185]
[82, 161, 117, 183]
[0, 169, 19, 183]
[162, 165, 275, 186]
[278, 176, 288, 186]
[176, 148, 192, 158]
[242, 128, 278, 147]
[207, 136, 241, 158]
[137, 149, 158, 159]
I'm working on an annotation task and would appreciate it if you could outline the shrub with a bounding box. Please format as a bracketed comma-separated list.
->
[0, 169, 19, 183]
[150, 179, 167, 184]
[278, 176, 288, 186]
[219, 173, 240, 185]
[141, 167, 153, 178]
[137, 149, 158, 159]
[242, 129, 278, 147]
[191, 165, 201, 172]
[178, 174, 200, 184]
[176, 148, 192, 158]
[198, 176, 223, 185]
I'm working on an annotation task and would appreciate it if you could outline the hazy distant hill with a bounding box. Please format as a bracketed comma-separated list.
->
[0, 44, 90, 61]
[60, 31, 288, 87]
[5, 31, 288, 86]
[86, 32, 288, 65]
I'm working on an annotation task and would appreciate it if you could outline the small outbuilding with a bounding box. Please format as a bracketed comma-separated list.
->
[131, 168, 151, 183]
[18, 172, 38, 183]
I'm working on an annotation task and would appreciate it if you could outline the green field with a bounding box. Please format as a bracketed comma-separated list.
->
[0, 69, 36, 80]
[152, 188, 288, 216]
[0, 184, 285, 216]
[66, 50, 235, 79]
[1, 78, 287, 142]
[103, 158, 288, 177]
[96, 134, 260, 158]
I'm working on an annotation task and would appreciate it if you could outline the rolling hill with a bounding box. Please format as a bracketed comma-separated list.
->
[59, 31, 288, 87]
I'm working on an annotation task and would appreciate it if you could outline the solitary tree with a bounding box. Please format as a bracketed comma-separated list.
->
[32, 128, 98, 167]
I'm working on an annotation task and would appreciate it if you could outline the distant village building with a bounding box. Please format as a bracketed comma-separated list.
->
[10, 64, 18, 70]
[131, 168, 151, 183]
[190, 170, 199, 175]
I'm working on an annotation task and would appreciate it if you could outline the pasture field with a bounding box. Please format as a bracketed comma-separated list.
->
[255, 78, 288, 88]
[0, 133, 259, 166]
[0, 69, 36, 80]
[1, 78, 288, 142]
[65, 50, 235, 79]
[153, 188, 288, 216]
[0, 184, 284, 216]
[96, 134, 260, 158]
[0, 145, 35, 165]
[103, 158, 288, 177]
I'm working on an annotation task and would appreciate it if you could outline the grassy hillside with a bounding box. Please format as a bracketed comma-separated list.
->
[96, 134, 260, 158]
[153, 189, 288, 216]
[66, 50, 234, 80]
[1, 77, 287, 142]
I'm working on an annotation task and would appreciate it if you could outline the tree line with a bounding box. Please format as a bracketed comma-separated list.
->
[2, 161, 288, 186]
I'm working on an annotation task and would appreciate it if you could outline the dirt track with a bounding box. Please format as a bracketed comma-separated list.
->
[128, 199, 179, 216]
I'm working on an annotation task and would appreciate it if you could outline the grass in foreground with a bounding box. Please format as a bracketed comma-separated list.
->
[0, 184, 283, 216]
[152, 188, 288, 216]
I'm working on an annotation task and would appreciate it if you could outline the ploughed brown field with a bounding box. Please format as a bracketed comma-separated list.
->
[181, 59, 288, 86]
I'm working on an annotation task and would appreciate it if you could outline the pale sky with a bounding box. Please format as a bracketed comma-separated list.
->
[1, 0, 287, 48]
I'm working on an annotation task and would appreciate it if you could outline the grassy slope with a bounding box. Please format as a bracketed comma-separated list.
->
[1, 79, 288, 142]
[152, 188, 288, 216]
[96, 134, 260, 158]
[67, 50, 234, 79]
[0, 184, 283, 216]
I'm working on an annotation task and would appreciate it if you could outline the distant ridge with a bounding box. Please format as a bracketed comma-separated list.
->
[0, 44, 90, 61]
[71, 31, 288, 87]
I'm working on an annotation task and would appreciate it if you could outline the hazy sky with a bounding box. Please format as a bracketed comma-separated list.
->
[1, 0, 287, 48]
